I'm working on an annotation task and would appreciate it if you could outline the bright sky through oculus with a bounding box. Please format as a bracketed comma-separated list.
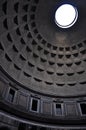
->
[55, 4, 78, 28]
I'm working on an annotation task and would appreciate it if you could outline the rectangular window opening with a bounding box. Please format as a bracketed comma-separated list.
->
[80, 103, 86, 115]
[55, 103, 62, 115]
[7, 88, 15, 102]
[30, 98, 39, 112]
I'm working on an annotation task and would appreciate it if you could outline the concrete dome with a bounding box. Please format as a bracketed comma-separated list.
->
[0, 0, 86, 129]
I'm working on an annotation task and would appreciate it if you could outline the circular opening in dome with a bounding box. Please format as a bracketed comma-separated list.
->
[55, 4, 78, 28]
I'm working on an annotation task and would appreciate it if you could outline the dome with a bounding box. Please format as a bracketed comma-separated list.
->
[0, 0, 86, 130]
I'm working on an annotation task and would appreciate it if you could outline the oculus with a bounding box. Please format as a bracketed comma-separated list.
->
[55, 4, 78, 28]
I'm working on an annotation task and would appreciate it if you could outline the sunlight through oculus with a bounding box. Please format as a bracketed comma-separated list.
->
[55, 4, 78, 28]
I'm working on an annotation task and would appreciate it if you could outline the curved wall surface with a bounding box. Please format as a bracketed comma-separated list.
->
[0, 0, 86, 129]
